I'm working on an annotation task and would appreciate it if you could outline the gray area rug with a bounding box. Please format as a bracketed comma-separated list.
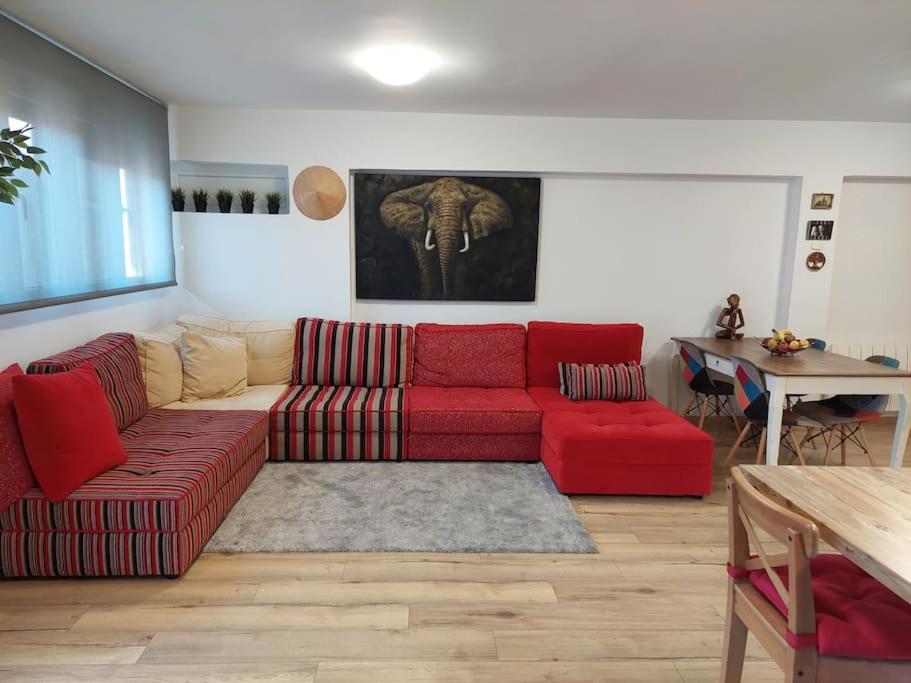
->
[206, 462, 596, 553]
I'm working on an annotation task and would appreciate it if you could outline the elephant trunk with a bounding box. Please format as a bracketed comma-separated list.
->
[432, 205, 462, 299]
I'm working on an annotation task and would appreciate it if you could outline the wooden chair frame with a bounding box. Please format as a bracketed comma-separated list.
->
[722, 468, 911, 682]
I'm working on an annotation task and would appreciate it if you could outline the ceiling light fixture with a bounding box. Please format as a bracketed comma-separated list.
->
[355, 45, 439, 86]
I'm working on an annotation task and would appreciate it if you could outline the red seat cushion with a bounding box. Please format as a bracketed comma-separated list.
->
[409, 386, 541, 434]
[413, 323, 526, 388]
[0, 409, 267, 532]
[750, 554, 911, 660]
[526, 321, 643, 388]
[0, 365, 35, 512]
[12, 366, 127, 502]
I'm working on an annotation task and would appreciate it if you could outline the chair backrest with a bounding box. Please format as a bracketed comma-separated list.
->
[837, 355, 900, 413]
[679, 341, 715, 392]
[731, 357, 768, 421]
[808, 338, 827, 351]
[727, 468, 820, 640]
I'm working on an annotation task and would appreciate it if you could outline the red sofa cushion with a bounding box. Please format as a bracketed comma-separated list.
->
[12, 366, 127, 502]
[526, 321, 644, 388]
[27, 332, 147, 431]
[410, 386, 541, 434]
[413, 323, 526, 388]
[291, 318, 413, 387]
[750, 554, 911, 660]
[0, 409, 267, 532]
[0, 364, 35, 512]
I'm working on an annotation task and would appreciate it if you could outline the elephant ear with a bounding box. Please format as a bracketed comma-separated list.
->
[379, 181, 435, 239]
[463, 183, 512, 239]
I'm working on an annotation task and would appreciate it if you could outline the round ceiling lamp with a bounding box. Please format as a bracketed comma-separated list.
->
[292, 166, 346, 220]
[355, 45, 440, 86]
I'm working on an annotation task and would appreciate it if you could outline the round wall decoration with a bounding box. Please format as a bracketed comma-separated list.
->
[292, 166, 346, 220]
[806, 251, 826, 271]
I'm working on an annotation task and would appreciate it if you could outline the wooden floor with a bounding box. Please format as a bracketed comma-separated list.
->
[0, 418, 907, 682]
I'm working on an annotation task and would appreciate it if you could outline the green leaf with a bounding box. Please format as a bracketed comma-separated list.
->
[10, 178, 27, 188]
[0, 194, 13, 204]
[39, 160, 50, 173]
[0, 168, 13, 176]
[25, 146, 46, 155]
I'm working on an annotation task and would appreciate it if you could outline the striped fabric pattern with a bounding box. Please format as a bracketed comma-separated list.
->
[566, 362, 647, 401]
[27, 333, 148, 432]
[557, 362, 573, 396]
[291, 318, 413, 387]
[0, 443, 265, 577]
[270, 385, 407, 461]
[0, 409, 268, 534]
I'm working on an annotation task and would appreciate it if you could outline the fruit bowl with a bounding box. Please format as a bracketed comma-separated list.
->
[759, 330, 811, 357]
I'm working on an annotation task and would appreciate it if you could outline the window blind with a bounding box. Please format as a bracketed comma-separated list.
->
[0, 15, 175, 314]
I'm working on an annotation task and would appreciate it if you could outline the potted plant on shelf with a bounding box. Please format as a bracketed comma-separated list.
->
[0, 124, 50, 206]
[266, 191, 282, 214]
[216, 189, 234, 214]
[171, 187, 185, 212]
[239, 189, 256, 214]
[192, 189, 209, 212]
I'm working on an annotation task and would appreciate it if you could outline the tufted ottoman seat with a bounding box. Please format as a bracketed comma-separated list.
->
[0, 409, 268, 577]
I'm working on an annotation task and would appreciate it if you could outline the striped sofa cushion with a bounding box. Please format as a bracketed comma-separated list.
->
[270, 385, 407, 461]
[0, 409, 268, 533]
[291, 318, 413, 387]
[566, 362, 647, 401]
[27, 333, 147, 431]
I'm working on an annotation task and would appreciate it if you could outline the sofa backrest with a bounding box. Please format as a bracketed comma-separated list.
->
[291, 318, 413, 387]
[413, 323, 526, 388]
[27, 332, 148, 431]
[526, 321, 644, 388]
[177, 315, 293, 385]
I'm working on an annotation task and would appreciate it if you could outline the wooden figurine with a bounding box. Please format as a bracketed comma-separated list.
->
[715, 293, 745, 340]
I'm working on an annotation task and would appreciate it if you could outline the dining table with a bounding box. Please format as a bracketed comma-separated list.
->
[740, 465, 911, 603]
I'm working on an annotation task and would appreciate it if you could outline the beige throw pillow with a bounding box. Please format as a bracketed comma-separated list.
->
[180, 331, 248, 402]
[131, 328, 183, 407]
[177, 315, 292, 385]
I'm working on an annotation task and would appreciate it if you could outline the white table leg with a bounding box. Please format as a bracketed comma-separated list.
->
[765, 375, 787, 466]
[890, 380, 911, 468]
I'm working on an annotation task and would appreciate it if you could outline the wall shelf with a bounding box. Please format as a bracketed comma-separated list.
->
[170, 160, 290, 214]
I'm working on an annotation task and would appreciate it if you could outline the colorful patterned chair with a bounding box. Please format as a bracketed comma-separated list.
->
[724, 357, 819, 465]
[793, 355, 899, 466]
[679, 341, 741, 432]
[722, 468, 911, 681]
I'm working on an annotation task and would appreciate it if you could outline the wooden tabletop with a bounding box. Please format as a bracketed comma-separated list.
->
[672, 336, 911, 378]
[740, 465, 911, 603]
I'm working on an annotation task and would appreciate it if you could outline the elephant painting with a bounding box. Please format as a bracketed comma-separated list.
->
[354, 173, 540, 301]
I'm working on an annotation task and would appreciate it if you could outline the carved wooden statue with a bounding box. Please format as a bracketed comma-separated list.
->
[715, 293, 745, 340]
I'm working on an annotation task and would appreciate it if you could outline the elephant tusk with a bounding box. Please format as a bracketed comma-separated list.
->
[459, 231, 470, 253]
[424, 229, 436, 251]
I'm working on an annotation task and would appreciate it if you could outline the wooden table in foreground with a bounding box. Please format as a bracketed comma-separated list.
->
[741, 465, 911, 603]
[672, 336, 911, 467]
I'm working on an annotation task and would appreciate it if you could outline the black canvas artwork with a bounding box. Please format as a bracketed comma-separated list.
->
[354, 173, 541, 301]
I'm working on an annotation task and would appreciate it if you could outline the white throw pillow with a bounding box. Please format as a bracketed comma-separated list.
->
[178, 315, 292, 385]
[179, 331, 248, 401]
[131, 327, 183, 407]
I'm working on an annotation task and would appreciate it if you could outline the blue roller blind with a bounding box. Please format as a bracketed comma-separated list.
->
[0, 15, 175, 314]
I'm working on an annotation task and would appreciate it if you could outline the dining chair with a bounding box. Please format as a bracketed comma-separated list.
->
[722, 467, 911, 682]
[679, 341, 741, 432]
[793, 355, 900, 466]
[723, 357, 817, 465]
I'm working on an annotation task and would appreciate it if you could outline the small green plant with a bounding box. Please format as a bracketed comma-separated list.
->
[239, 189, 256, 214]
[216, 189, 234, 213]
[265, 191, 282, 214]
[192, 188, 209, 212]
[0, 125, 50, 205]
[171, 187, 185, 211]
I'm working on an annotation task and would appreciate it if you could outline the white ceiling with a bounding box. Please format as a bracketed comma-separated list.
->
[2, 0, 910, 121]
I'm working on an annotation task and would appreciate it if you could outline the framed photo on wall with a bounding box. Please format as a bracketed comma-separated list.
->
[353, 172, 541, 301]
[810, 192, 834, 210]
[806, 220, 834, 240]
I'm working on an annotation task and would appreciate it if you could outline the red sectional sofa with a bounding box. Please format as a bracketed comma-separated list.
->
[0, 318, 713, 577]
[0, 334, 268, 578]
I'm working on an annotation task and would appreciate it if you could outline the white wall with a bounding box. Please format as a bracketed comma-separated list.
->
[828, 178, 911, 342]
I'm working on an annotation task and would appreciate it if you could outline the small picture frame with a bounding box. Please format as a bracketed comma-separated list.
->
[806, 220, 834, 240]
[811, 192, 834, 210]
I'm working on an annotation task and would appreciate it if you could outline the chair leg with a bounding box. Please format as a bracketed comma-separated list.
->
[720, 582, 748, 683]
[857, 423, 876, 466]
[800, 428, 815, 448]
[788, 429, 807, 466]
[823, 428, 835, 466]
[724, 421, 753, 466]
[683, 393, 697, 416]
[727, 396, 742, 433]
[756, 428, 767, 465]
[697, 394, 708, 431]
[840, 424, 847, 465]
